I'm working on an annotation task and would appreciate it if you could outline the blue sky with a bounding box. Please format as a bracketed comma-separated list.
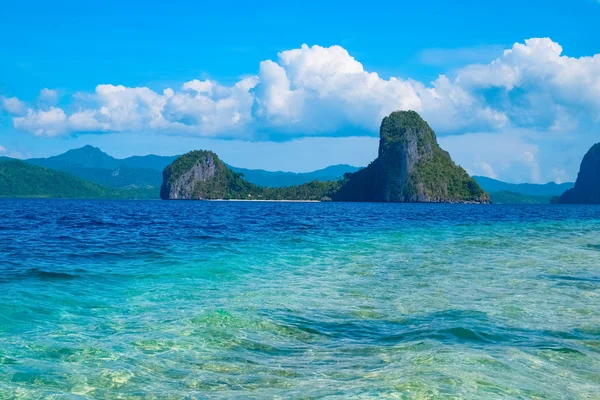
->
[1, 0, 599, 182]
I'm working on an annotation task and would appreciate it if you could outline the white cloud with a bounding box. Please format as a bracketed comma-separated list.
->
[254, 44, 505, 134]
[38, 88, 58, 105]
[13, 107, 68, 136]
[6, 79, 258, 137]
[5, 38, 599, 141]
[456, 38, 600, 129]
[1, 96, 26, 115]
[163, 77, 258, 136]
[0, 145, 5, 153]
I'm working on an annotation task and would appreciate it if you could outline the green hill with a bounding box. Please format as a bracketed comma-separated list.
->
[0, 158, 155, 199]
[27, 145, 119, 169]
[26, 146, 176, 198]
[27, 145, 177, 172]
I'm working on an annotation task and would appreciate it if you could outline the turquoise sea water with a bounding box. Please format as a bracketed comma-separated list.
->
[1, 200, 600, 399]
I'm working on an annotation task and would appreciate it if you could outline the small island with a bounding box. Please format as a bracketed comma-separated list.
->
[160, 111, 490, 203]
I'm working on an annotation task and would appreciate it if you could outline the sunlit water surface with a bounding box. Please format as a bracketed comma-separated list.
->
[1, 200, 600, 399]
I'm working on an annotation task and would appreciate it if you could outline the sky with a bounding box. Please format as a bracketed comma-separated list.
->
[1, 0, 599, 182]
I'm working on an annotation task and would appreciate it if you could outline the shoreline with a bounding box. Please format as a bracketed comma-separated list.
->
[206, 199, 321, 203]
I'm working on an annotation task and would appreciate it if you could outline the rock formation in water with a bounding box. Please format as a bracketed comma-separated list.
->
[160, 150, 260, 200]
[160, 111, 489, 203]
[558, 143, 600, 204]
[333, 111, 489, 203]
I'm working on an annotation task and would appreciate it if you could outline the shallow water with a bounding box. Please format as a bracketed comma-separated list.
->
[1, 200, 599, 399]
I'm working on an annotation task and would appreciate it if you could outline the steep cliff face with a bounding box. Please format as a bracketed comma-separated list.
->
[160, 151, 260, 200]
[334, 111, 489, 203]
[559, 143, 600, 204]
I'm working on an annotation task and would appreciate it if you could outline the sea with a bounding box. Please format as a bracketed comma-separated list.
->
[1, 199, 599, 399]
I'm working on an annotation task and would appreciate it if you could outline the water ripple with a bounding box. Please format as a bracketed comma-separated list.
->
[1, 200, 600, 399]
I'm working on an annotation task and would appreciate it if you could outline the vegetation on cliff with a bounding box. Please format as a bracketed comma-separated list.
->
[161, 151, 262, 200]
[334, 111, 489, 203]
[261, 180, 342, 201]
[407, 148, 488, 202]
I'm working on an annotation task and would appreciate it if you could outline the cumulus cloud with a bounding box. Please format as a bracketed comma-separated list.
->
[13, 107, 68, 136]
[254, 44, 506, 134]
[1, 96, 26, 115]
[4, 38, 599, 141]
[5, 80, 259, 137]
[38, 88, 59, 105]
[456, 38, 600, 130]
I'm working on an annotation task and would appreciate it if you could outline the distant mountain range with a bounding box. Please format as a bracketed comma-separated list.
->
[0, 145, 578, 203]
[26, 146, 177, 191]
[470, 176, 574, 205]
[227, 164, 360, 187]
[23, 146, 360, 196]
[472, 176, 574, 197]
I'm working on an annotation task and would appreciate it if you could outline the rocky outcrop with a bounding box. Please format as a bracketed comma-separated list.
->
[559, 143, 600, 204]
[160, 151, 259, 200]
[333, 111, 489, 203]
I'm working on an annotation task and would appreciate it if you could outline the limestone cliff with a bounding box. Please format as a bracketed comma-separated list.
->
[559, 143, 600, 204]
[160, 151, 260, 200]
[333, 111, 489, 203]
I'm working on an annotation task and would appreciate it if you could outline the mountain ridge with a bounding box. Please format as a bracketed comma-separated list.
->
[24, 146, 360, 191]
[473, 176, 573, 197]
[227, 164, 360, 187]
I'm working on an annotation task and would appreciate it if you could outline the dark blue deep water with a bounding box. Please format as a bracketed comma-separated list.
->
[1, 200, 600, 399]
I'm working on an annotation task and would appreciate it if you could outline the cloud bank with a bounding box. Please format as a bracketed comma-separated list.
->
[3, 38, 598, 139]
